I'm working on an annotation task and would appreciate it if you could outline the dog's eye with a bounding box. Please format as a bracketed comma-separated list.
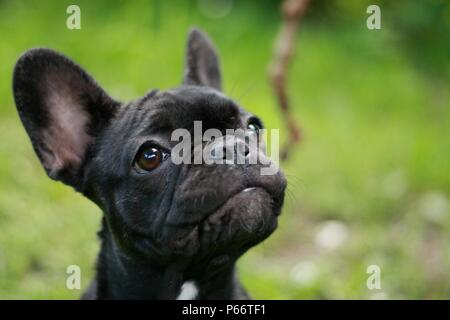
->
[247, 122, 262, 134]
[134, 146, 166, 172]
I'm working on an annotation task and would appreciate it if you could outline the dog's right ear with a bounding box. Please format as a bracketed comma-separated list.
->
[13, 48, 120, 190]
[183, 28, 222, 91]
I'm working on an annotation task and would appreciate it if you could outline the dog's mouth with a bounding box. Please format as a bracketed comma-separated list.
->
[200, 185, 283, 223]
[199, 186, 280, 231]
[133, 186, 283, 261]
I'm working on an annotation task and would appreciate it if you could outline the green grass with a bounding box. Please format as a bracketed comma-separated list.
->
[0, 0, 449, 299]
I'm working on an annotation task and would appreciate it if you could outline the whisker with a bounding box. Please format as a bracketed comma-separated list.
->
[231, 81, 257, 104]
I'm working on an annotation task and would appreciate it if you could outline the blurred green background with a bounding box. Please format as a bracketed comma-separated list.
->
[1, 0, 449, 299]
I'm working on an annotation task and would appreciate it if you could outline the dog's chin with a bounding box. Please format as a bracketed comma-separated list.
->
[134, 187, 280, 264]
[199, 187, 279, 248]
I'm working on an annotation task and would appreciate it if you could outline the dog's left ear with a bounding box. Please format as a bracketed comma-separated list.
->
[183, 28, 222, 91]
[13, 48, 120, 190]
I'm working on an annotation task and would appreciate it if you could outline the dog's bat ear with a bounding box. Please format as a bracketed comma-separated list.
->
[183, 28, 222, 91]
[13, 48, 119, 190]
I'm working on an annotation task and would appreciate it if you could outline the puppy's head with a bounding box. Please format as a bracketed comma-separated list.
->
[13, 29, 286, 271]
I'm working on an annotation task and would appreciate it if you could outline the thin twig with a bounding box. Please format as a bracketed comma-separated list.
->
[269, 0, 310, 161]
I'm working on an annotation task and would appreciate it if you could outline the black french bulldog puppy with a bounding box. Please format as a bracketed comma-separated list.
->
[13, 28, 286, 299]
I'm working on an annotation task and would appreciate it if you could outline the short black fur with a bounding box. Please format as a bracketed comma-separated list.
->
[13, 28, 286, 299]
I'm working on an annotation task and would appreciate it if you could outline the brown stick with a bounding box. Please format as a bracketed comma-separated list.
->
[269, 0, 310, 161]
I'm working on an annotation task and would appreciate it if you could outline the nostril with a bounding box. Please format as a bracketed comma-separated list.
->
[244, 144, 250, 157]
[235, 142, 250, 157]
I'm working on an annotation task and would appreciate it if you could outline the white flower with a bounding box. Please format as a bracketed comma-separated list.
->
[418, 191, 449, 223]
[315, 220, 349, 250]
[289, 261, 318, 285]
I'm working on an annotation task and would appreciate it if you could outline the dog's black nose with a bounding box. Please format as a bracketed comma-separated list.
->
[205, 136, 250, 163]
